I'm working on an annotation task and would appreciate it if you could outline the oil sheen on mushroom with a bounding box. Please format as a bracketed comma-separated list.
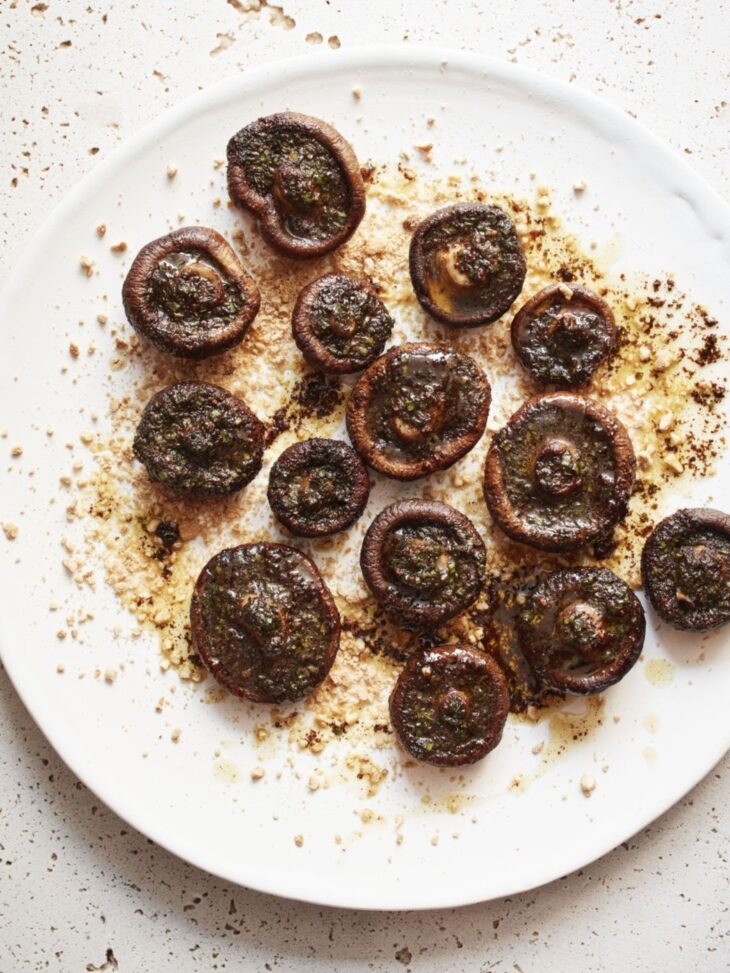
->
[122, 226, 260, 359]
[292, 273, 394, 373]
[360, 499, 486, 627]
[389, 645, 510, 766]
[483, 392, 636, 552]
[516, 567, 645, 694]
[641, 507, 730, 631]
[346, 342, 491, 480]
[190, 543, 340, 703]
[409, 202, 526, 327]
[511, 284, 617, 387]
[267, 438, 370, 537]
[227, 112, 366, 259]
[133, 382, 264, 498]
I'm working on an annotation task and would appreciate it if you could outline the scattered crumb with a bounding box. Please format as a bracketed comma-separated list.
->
[79, 256, 95, 277]
[171, 728, 181, 743]
[352, 85, 362, 100]
[166, 164, 178, 180]
[110, 241, 128, 254]
[103, 667, 117, 684]
[69, 342, 80, 359]
[56, 663, 65, 674]
[96, 223, 106, 238]
[2, 523, 19, 541]
[250, 766, 265, 781]
[573, 180, 587, 194]
[294, 834, 304, 847]
[580, 773, 596, 797]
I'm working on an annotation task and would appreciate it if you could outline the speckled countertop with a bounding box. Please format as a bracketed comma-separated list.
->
[1, 2, 728, 970]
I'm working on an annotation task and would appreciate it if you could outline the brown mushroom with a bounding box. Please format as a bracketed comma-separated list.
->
[133, 382, 264, 498]
[641, 508, 730, 631]
[409, 202, 526, 327]
[484, 392, 635, 552]
[190, 542, 340, 703]
[292, 273, 394, 373]
[516, 567, 645, 694]
[361, 499, 486, 627]
[346, 342, 491, 480]
[267, 438, 370, 537]
[227, 112, 365, 259]
[389, 645, 510, 766]
[122, 226, 260, 358]
[511, 284, 617, 387]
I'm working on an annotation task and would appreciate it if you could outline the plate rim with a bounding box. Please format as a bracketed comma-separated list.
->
[1, 45, 729, 911]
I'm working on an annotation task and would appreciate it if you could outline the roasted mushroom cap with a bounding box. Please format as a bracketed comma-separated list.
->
[511, 284, 617, 387]
[122, 226, 260, 359]
[484, 392, 635, 552]
[516, 568, 645, 694]
[346, 342, 491, 480]
[641, 507, 730, 631]
[409, 202, 526, 327]
[190, 543, 340, 703]
[133, 382, 264, 498]
[361, 499, 486, 627]
[292, 273, 394, 374]
[390, 645, 510, 766]
[227, 112, 366, 259]
[267, 438, 370, 537]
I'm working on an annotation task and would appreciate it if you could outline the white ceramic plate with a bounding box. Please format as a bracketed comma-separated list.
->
[1, 49, 729, 911]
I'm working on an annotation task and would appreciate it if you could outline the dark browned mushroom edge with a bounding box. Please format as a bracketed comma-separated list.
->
[408, 202, 527, 328]
[122, 225, 260, 359]
[291, 273, 393, 374]
[267, 438, 371, 537]
[483, 392, 636, 552]
[345, 341, 491, 481]
[133, 381, 265, 499]
[641, 507, 730, 631]
[389, 644, 511, 766]
[516, 567, 646, 695]
[190, 542, 341, 703]
[510, 283, 617, 387]
[360, 498, 486, 627]
[226, 111, 366, 259]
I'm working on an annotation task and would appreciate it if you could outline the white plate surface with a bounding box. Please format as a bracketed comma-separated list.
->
[1, 48, 729, 910]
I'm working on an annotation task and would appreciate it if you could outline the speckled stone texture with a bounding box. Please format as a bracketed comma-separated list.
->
[1, 1, 728, 969]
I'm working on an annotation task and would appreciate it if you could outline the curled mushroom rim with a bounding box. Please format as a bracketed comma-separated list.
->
[483, 392, 636, 553]
[291, 272, 395, 374]
[389, 644, 511, 767]
[510, 283, 618, 388]
[132, 381, 265, 499]
[408, 202, 527, 328]
[641, 507, 730, 632]
[345, 341, 492, 481]
[226, 111, 366, 259]
[190, 542, 341, 704]
[516, 567, 646, 695]
[122, 225, 261, 359]
[267, 437, 371, 537]
[360, 498, 487, 627]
